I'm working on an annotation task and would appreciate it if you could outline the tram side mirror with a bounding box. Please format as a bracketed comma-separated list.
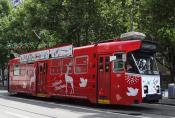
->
[110, 56, 116, 62]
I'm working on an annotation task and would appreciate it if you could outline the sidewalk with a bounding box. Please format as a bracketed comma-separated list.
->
[159, 90, 175, 106]
[0, 86, 7, 90]
[159, 98, 175, 106]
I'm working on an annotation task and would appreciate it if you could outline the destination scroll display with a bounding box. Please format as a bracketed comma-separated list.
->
[20, 45, 73, 63]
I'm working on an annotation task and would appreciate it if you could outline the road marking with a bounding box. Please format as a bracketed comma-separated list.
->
[0, 94, 152, 118]
[4, 111, 30, 118]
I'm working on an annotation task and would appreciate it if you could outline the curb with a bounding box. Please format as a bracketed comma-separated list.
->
[158, 102, 175, 106]
[0, 86, 7, 90]
[157, 98, 175, 106]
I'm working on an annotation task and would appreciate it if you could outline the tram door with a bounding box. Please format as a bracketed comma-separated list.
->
[97, 55, 111, 104]
[36, 62, 47, 96]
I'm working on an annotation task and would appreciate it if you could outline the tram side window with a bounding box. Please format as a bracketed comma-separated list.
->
[75, 56, 88, 74]
[113, 53, 125, 72]
[99, 57, 103, 71]
[105, 57, 110, 72]
[26, 64, 35, 79]
[50, 59, 61, 75]
[20, 65, 26, 76]
[13, 65, 20, 76]
[20, 69, 26, 76]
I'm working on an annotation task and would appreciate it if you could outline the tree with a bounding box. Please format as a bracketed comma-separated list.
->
[0, 0, 174, 82]
[0, 0, 12, 85]
[140, 0, 175, 81]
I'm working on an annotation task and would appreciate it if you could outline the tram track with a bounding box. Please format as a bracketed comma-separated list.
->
[0, 93, 150, 118]
[0, 92, 174, 118]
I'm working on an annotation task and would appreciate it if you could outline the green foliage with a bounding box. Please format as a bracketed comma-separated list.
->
[139, 0, 175, 80]
[0, 0, 175, 79]
[0, 0, 12, 66]
[0, 0, 12, 17]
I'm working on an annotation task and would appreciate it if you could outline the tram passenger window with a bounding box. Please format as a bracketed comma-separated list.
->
[113, 53, 125, 72]
[20, 65, 26, 76]
[14, 65, 20, 76]
[50, 59, 61, 75]
[20, 69, 26, 76]
[99, 57, 103, 71]
[105, 57, 110, 72]
[75, 56, 88, 74]
[28, 70, 34, 77]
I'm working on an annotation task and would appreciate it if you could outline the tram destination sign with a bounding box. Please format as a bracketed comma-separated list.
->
[50, 45, 73, 58]
[141, 41, 157, 51]
[20, 45, 73, 63]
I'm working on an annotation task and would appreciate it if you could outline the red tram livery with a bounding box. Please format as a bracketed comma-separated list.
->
[8, 32, 161, 105]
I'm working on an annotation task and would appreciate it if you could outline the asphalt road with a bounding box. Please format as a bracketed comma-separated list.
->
[0, 90, 174, 118]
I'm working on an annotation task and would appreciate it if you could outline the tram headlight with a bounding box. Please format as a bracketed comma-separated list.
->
[156, 85, 160, 93]
[144, 85, 148, 94]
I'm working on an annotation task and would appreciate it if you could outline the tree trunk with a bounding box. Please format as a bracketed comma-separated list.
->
[169, 46, 175, 82]
[170, 68, 175, 83]
[1, 65, 5, 86]
[85, 27, 89, 45]
[76, 32, 81, 47]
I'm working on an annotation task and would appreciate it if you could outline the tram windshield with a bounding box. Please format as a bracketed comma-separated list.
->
[126, 52, 159, 75]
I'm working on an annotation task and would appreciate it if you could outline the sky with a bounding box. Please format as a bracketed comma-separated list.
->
[10, 0, 22, 7]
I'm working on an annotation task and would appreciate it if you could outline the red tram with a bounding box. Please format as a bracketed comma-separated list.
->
[8, 32, 161, 105]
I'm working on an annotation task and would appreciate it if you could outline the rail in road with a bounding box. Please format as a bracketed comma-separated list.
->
[0, 90, 174, 118]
